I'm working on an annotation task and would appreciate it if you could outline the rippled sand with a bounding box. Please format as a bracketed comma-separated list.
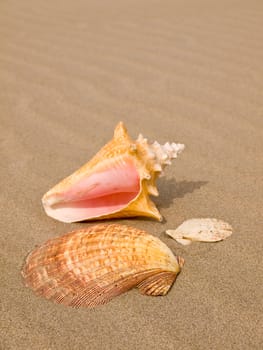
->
[1, 1, 262, 349]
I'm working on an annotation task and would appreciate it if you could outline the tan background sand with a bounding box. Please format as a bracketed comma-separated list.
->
[1, 1, 262, 349]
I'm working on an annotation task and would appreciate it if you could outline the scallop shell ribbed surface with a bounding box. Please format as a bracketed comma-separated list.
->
[22, 224, 184, 308]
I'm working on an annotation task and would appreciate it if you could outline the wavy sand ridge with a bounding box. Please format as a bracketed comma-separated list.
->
[1, 1, 263, 349]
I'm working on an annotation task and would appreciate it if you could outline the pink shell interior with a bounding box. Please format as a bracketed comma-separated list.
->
[45, 159, 140, 222]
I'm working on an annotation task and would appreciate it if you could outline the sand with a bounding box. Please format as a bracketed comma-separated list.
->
[1, 0, 262, 349]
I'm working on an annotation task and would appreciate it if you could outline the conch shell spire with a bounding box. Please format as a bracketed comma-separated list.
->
[139, 136, 185, 176]
[42, 122, 184, 223]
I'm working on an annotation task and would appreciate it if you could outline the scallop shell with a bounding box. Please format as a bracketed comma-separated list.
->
[42, 122, 184, 223]
[22, 224, 184, 308]
[166, 218, 233, 245]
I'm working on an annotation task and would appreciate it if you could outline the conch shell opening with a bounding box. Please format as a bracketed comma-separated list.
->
[21, 224, 184, 308]
[42, 122, 184, 223]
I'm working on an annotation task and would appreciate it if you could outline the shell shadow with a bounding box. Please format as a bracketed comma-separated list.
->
[155, 178, 208, 209]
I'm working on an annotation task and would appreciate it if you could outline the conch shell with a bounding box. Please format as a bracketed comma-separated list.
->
[166, 218, 233, 245]
[21, 224, 184, 308]
[42, 122, 184, 223]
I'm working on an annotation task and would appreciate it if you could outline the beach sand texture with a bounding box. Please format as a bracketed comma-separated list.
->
[1, 0, 262, 349]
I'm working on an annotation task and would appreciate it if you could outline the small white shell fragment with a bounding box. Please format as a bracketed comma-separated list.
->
[173, 238, 192, 246]
[166, 218, 233, 245]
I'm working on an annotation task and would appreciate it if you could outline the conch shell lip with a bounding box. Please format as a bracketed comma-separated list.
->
[42, 163, 153, 223]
